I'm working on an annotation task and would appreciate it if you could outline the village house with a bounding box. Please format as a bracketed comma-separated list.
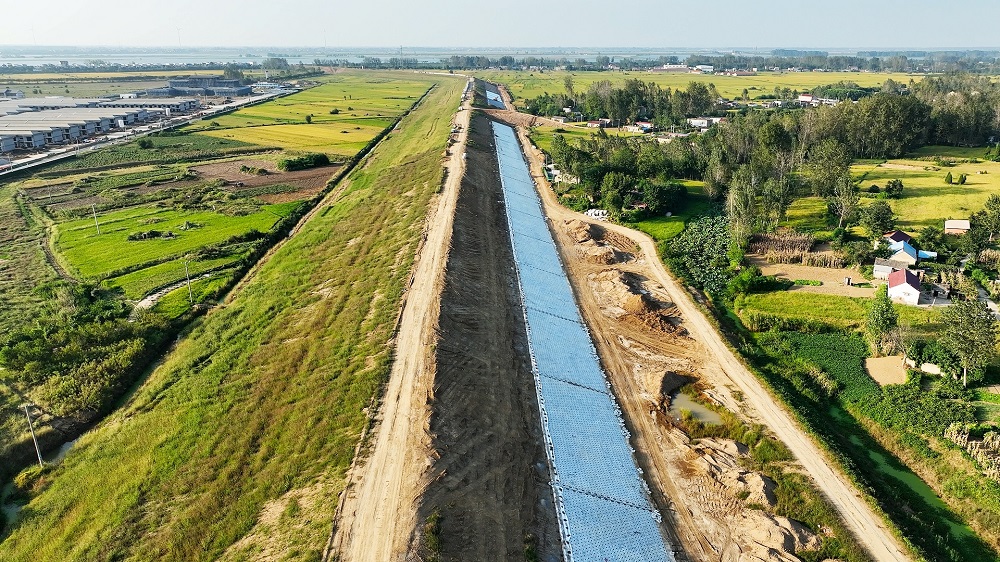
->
[883, 230, 912, 245]
[887, 269, 921, 305]
[945, 219, 971, 235]
[888, 241, 919, 266]
[873, 258, 909, 280]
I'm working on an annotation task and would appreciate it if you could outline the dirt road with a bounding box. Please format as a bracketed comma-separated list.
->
[327, 84, 471, 562]
[512, 125, 912, 562]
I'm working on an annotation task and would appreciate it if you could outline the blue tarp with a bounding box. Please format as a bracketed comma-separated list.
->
[493, 121, 673, 562]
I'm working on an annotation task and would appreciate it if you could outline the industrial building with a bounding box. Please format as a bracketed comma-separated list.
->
[144, 75, 251, 97]
[0, 97, 184, 153]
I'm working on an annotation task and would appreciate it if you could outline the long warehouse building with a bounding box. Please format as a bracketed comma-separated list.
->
[0, 101, 175, 152]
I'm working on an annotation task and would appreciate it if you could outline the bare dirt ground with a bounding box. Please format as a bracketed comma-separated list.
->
[865, 356, 907, 386]
[407, 112, 559, 561]
[326, 95, 471, 562]
[748, 255, 877, 298]
[191, 159, 340, 199]
[508, 116, 912, 562]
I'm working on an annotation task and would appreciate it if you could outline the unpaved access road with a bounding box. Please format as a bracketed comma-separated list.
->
[326, 83, 471, 562]
[511, 124, 912, 562]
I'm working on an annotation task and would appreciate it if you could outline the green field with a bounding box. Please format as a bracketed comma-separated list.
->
[742, 291, 942, 332]
[54, 202, 299, 279]
[44, 135, 263, 172]
[105, 255, 245, 300]
[853, 152, 1000, 230]
[0, 73, 463, 561]
[528, 123, 642, 154]
[184, 73, 431, 157]
[197, 122, 385, 157]
[477, 70, 923, 106]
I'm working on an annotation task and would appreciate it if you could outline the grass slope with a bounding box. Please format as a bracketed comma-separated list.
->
[0, 75, 461, 561]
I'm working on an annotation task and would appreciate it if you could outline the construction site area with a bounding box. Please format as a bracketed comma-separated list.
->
[325, 80, 901, 562]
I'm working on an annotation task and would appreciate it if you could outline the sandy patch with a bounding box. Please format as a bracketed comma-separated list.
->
[866, 355, 907, 386]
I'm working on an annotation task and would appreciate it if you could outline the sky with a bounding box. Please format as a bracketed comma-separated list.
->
[1, 0, 998, 50]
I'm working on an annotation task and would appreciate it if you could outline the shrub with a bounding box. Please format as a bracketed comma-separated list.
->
[276, 153, 330, 171]
[137, 138, 153, 149]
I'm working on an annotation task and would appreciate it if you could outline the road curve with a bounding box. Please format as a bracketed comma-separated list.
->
[513, 126, 912, 562]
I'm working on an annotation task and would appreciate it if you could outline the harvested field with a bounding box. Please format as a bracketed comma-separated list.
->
[192, 159, 340, 190]
[866, 356, 907, 386]
[748, 255, 877, 298]
[412, 112, 559, 561]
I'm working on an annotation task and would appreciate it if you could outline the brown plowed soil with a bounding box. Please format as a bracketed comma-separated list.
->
[411, 112, 560, 561]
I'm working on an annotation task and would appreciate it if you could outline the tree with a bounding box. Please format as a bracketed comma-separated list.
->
[222, 64, 245, 82]
[958, 173, 968, 185]
[828, 174, 859, 228]
[884, 178, 904, 198]
[983, 194, 1000, 241]
[805, 138, 852, 196]
[860, 200, 896, 238]
[866, 285, 899, 356]
[563, 75, 575, 99]
[305, 114, 313, 124]
[940, 299, 998, 387]
[945, 171, 953, 184]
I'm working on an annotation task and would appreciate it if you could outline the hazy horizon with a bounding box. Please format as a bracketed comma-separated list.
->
[2, 0, 998, 50]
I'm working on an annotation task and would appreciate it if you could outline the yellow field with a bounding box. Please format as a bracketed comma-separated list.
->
[197, 123, 384, 157]
[476, 70, 923, 105]
[188, 71, 437, 157]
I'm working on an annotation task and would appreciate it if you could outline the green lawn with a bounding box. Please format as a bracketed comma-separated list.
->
[0, 73, 465, 562]
[55, 202, 299, 279]
[853, 156, 1000, 230]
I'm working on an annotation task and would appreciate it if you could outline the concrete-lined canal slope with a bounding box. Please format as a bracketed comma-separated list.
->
[492, 121, 673, 562]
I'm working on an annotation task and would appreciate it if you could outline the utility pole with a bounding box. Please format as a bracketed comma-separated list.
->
[23, 404, 43, 468]
[185, 260, 194, 304]
[91, 203, 101, 234]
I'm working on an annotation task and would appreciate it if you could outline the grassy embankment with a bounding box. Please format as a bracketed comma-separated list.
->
[0, 74, 461, 560]
[477, 70, 922, 108]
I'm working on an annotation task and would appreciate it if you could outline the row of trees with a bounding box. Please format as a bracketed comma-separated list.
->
[525, 78, 722, 125]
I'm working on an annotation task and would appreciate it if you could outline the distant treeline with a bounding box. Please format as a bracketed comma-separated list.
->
[316, 51, 1000, 74]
